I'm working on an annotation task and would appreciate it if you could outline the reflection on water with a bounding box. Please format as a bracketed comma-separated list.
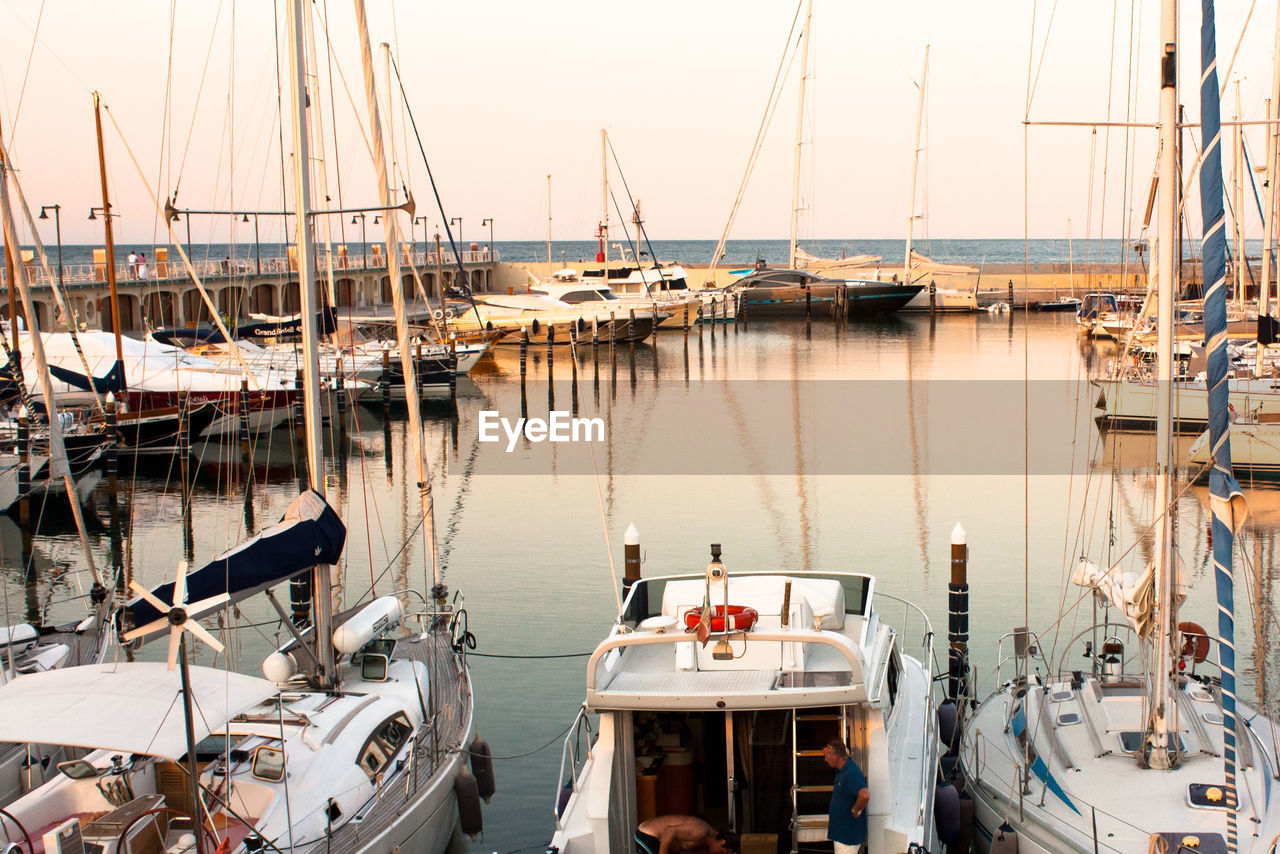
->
[2, 311, 1278, 851]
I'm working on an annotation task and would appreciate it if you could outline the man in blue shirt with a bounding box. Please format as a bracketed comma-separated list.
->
[823, 737, 870, 854]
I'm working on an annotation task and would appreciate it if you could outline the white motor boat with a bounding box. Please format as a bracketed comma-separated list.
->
[548, 543, 943, 854]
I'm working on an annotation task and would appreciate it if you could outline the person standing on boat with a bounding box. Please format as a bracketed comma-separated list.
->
[823, 737, 870, 854]
[126, 250, 137, 278]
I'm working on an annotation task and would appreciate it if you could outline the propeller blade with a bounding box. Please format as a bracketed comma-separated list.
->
[167, 625, 182, 671]
[122, 615, 173, 642]
[173, 560, 189, 606]
[185, 593, 231, 621]
[184, 620, 225, 654]
[129, 580, 172, 614]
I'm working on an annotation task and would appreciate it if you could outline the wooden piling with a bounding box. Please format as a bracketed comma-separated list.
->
[17, 415, 29, 526]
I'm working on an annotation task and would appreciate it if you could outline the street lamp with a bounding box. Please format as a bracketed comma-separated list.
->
[413, 216, 427, 258]
[481, 218, 494, 260]
[239, 213, 262, 275]
[450, 217, 463, 260]
[38, 205, 64, 290]
[351, 213, 367, 269]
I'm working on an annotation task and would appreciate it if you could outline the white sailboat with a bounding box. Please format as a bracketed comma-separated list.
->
[961, 3, 1280, 852]
[0, 2, 485, 851]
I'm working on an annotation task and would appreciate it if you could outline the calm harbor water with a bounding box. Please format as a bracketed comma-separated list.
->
[3, 309, 1278, 853]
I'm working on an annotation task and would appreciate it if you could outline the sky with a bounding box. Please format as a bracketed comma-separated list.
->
[0, 0, 1277, 247]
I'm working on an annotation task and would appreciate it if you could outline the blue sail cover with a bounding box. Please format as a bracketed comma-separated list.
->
[151, 308, 340, 349]
[127, 490, 346, 629]
[47, 360, 126, 394]
[1198, 4, 1245, 851]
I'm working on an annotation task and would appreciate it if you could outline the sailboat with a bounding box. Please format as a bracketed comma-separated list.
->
[960, 3, 1280, 852]
[0, 2, 484, 852]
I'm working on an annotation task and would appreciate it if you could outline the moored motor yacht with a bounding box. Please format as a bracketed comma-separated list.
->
[732, 267, 922, 317]
[548, 541, 943, 854]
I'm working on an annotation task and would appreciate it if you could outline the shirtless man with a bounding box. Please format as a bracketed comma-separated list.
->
[634, 815, 735, 854]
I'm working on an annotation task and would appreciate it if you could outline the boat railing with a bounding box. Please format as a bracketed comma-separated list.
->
[876, 590, 938, 829]
[553, 703, 593, 829]
[966, 727, 1143, 854]
[0, 249, 500, 289]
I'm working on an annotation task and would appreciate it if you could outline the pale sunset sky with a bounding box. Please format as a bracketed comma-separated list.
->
[0, 0, 1276, 246]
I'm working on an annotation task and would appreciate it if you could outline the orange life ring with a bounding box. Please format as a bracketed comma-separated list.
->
[1179, 621, 1210, 663]
[685, 605, 759, 633]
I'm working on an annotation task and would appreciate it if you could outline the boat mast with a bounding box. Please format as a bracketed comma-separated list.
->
[1233, 80, 1244, 312]
[546, 173, 552, 269]
[788, 0, 814, 270]
[903, 45, 929, 286]
[1145, 0, 1178, 771]
[93, 93, 126, 386]
[600, 129, 609, 267]
[355, 8, 442, 595]
[1264, 3, 1280, 330]
[285, 0, 335, 686]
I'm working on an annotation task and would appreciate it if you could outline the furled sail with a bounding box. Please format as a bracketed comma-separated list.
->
[47, 360, 125, 394]
[1198, 1, 1248, 850]
[1071, 555, 1186, 638]
[126, 490, 345, 630]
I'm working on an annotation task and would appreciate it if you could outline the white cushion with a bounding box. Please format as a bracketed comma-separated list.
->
[660, 576, 845, 630]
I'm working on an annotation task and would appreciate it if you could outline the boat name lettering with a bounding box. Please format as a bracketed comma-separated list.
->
[478, 410, 605, 452]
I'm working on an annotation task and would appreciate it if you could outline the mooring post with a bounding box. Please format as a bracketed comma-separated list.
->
[1008, 278, 1014, 306]
[623, 523, 647, 616]
[592, 316, 599, 353]
[930, 278, 937, 314]
[105, 393, 119, 496]
[381, 348, 391, 409]
[238, 378, 251, 458]
[651, 301, 659, 343]
[335, 371, 347, 414]
[948, 522, 970, 704]
[17, 414, 29, 526]
[805, 286, 812, 318]
[683, 304, 689, 335]
[547, 323, 555, 369]
[628, 308, 636, 345]
[293, 368, 305, 443]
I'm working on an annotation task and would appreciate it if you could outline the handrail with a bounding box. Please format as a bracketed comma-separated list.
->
[585, 628, 865, 694]
[876, 590, 937, 828]
[554, 704, 592, 828]
[0, 249, 501, 288]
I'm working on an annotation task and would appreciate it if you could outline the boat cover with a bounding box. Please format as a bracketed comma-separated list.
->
[127, 489, 346, 629]
[0, 663, 275, 761]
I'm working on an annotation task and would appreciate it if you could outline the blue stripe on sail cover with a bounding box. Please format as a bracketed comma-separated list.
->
[1198, 2, 1240, 852]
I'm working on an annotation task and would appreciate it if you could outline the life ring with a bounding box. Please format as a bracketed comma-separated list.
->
[432, 308, 445, 321]
[1179, 621, 1210, 663]
[684, 605, 759, 633]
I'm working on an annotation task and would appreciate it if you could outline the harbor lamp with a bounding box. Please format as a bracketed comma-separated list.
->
[351, 213, 367, 269]
[481, 218, 494, 259]
[38, 205, 64, 289]
[450, 217, 463, 258]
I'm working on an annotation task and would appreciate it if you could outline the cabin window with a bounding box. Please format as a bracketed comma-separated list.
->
[886, 649, 901, 707]
[665, 278, 688, 291]
[251, 746, 285, 782]
[356, 713, 413, 781]
[560, 290, 611, 304]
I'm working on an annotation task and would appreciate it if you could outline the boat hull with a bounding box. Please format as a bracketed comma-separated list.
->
[741, 282, 923, 316]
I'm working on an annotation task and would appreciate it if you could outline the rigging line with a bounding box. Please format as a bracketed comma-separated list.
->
[387, 55, 483, 326]
[7, 0, 45, 143]
[101, 104, 258, 387]
[320, 0, 347, 252]
[0, 0, 90, 95]
[707, 0, 805, 278]
[606, 137, 666, 282]
[309, 0, 376, 168]
[1023, 0, 1035, 701]
[1094, 0, 1122, 274]
[272, 0, 289, 247]
[156, 0, 177, 252]
[173, 0, 226, 202]
[1025, 0, 1061, 116]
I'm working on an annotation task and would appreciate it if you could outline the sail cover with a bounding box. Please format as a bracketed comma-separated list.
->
[1071, 555, 1186, 638]
[127, 490, 345, 630]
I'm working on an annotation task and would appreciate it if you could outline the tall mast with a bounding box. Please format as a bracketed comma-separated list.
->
[600, 129, 609, 267]
[903, 45, 929, 285]
[1145, 0, 1178, 771]
[93, 93, 126, 381]
[0, 117, 17, 354]
[1233, 80, 1244, 311]
[788, 0, 814, 270]
[285, 0, 335, 685]
[546, 173, 553, 268]
[1265, 2, 1280, 325]
[354, 3, 442, 594]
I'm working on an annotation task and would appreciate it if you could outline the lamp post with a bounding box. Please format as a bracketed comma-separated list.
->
[37, 205, 63, 291]
[481, 217, 494, 260]
[351, 213, 367, 269]
[414, 216, 427, 261]
[450, 217, 463, 261]
[241, 213, 261, 275]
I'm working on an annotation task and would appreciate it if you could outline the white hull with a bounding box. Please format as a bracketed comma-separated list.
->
[901, 287, 979, 312]
[1189, 421, 1280, 473]
[1094, 378, 1280, 429]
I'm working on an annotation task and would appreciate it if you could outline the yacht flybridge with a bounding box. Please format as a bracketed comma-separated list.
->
[548, 543, 943, 854]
